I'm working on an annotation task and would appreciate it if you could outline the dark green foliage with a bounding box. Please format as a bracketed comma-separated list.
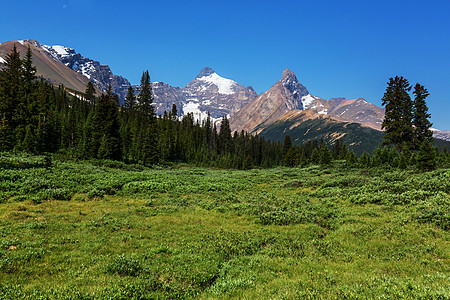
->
[282, 145, 300, 167]
[382, 77, 434, 153]
[1, 43, 446, 171]
[381, 76, 414, 151]
[85, 81, 96, 102]
[416, 141, 436, 171]
[413, 83, 433, 149]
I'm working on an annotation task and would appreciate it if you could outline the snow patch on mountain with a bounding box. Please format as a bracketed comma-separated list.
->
[197, 73, 236, 95]
[183, 101, 213, 122]
[301, 94, 316, 109]
[433, 130, 450, 142]
[0, 57, 5, 64]
[51, 45, 70, 57]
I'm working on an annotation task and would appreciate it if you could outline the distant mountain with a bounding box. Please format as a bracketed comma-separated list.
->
[0, 40, 257, 121]
[230, 68, 384, 134]
[0, 40, 100, 94]
[257, 109, 385, 155]
[23, 39, 132, 100]
[180, 67, 257, 121]
[432, 130, 450, 142]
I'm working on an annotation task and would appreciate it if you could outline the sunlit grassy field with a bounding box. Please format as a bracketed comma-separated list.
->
[0, 153, 448, 299]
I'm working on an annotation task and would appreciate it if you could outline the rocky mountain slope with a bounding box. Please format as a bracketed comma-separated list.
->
[230, 68, 384, 134]
[0, 40, 256, 121]
[258, 109, 385, 155]
[0, 40, 100, 94]
[23, 39, 131, 100]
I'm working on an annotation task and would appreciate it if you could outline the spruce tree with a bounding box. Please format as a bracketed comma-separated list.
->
[0, 44, 23, 148]
[416, 140, 436, 171]
[412, 83, 433, 150]
[381, 76, 414, 151]
[282, 135, 292, 158]
[218, 116, 232, 155]
[85, 82, 96, 103]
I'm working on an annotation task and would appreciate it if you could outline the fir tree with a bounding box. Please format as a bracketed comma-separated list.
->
[416, 140, 436, 171]
[123, 86, 136, 110]
[218, 116, 232, 155]
[85, 82, 96, 103]
[381, 76, 414, 151]
[282, 145, 300, 167]
[412, 83, 433, 150]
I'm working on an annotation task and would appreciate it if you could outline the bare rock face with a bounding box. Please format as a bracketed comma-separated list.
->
[0, 40, 98, 94]
[230, 68, 386, 134]
[327, 98, 385, 130]
[230, 68, 321, 134]
[151, 82, 184, 116]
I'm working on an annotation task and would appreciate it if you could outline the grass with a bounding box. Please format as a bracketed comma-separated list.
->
[0, 153, 448, 299]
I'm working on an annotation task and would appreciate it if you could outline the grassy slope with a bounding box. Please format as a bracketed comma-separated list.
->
[0, 153, 449, 299]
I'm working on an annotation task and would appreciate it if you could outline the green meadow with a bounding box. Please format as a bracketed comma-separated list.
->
[0, 153, 448, 299]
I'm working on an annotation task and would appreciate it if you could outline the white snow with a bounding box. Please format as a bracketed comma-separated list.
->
[197, 73, 236, 95]
[182, 101, 223, 123]
[202, 100, 211, 105]
[18, 40, 25, 45]
[183, 102, 210, 122]
[0, 57, 5, 64]
[338, 108, 349, 117]
[301, 94, 315, 109]
[51, 45, 70, 56]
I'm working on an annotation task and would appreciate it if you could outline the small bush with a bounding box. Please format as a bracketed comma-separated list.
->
[106, 254, 142, 276]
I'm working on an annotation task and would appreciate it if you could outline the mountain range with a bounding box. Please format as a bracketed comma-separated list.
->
[1, 39, 449, 152]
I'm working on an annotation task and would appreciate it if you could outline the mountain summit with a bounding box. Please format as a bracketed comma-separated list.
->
[179, 67, 258, 120]
[196, 66, 216, 78]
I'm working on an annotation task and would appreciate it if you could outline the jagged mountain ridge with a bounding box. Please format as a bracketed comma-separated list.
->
[0, 40, 101, 94]
[230, 68, 385, 134]
[0, 40, 257, 120]
[0, 39, 405, 135]
[23, 39, 132, 100]
[23, 40, 258, 120]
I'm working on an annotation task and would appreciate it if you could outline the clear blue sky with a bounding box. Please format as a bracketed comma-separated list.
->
[1, 0, 450, 129]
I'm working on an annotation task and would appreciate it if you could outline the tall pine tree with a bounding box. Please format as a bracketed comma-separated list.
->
[412, 83, 433, 150]
[381, 76, 414, 151]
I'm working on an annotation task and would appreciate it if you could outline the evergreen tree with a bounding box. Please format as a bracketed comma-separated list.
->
[319, 144, 333, 165]
[381, 76, 414, 151]
[218, 116, 232, 155]
[0, 44, 23, 148]
[132, 71, 158, 164]
[416, 140, 436, 171]
[282, 145, 300, 167]
[412, 83, 433, 150]
[282, 135, 292, 157]
[85, 81, 96, 103]
[345, 149, 357, 166]
[123, 86, 136, 110]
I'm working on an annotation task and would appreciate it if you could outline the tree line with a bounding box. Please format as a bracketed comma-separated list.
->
[0, 45, 447, 170]
[0, 45, 285, 169]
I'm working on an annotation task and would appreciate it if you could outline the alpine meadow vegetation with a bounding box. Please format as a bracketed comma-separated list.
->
[0, 45, 449, 299]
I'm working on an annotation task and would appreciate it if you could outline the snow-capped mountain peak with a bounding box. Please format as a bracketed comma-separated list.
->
[197, 72, 236, 95]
